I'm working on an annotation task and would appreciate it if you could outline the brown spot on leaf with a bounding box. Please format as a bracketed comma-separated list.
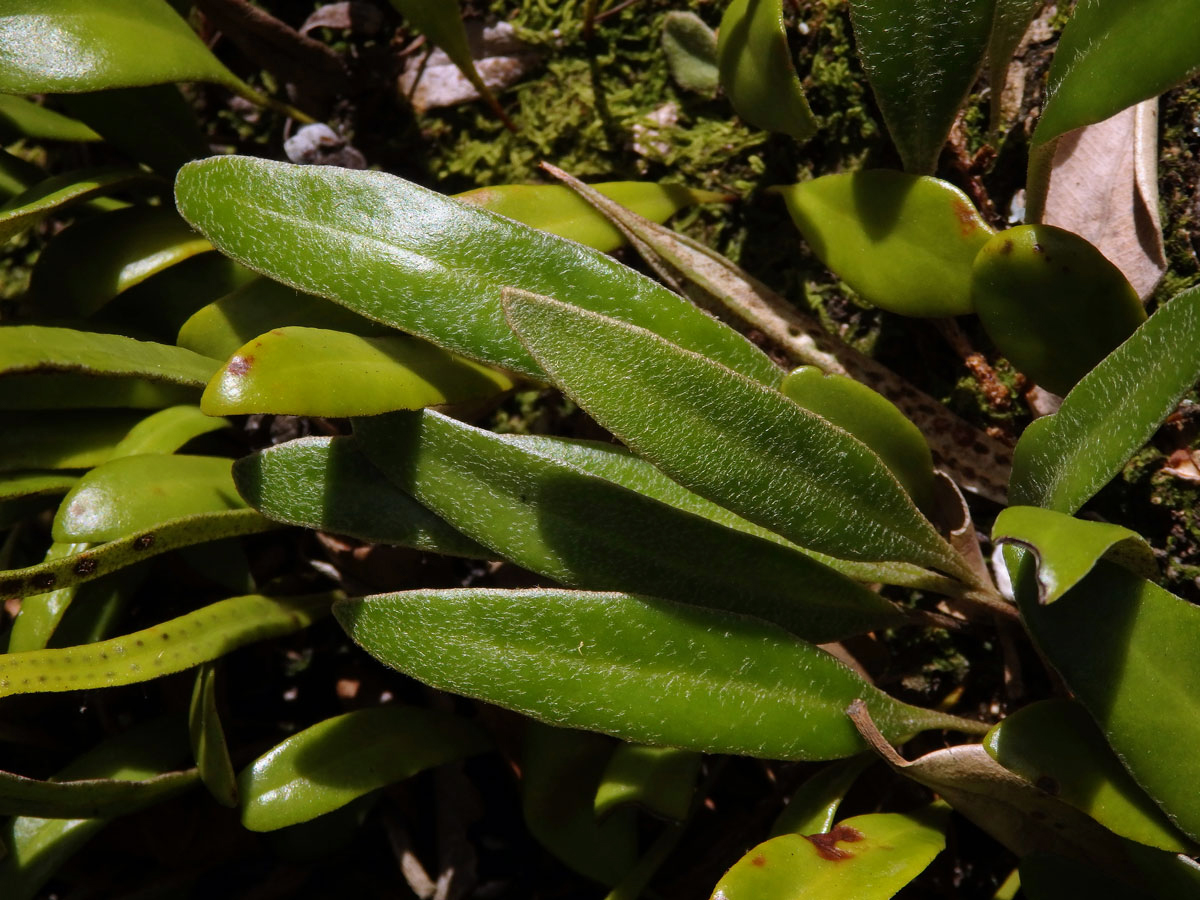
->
[73, 557, 98, 576]
[1000, 239, 1014, 254]
[952, 197, 982, 237]
[31, 573, 56, 591]
[227, 355, 255, 376]
[804, 824, 864, 861]
[751, 855, 767, 868]
[134, 533, 157, 551]
[0, 579, 21, 596]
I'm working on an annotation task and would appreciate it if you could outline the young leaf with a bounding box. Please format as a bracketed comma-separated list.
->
[173, 155, 780, 385]
[189, 662, 237, 808]
[238, 705, 488, 831]
[334, 588, 984, 762]
[992, 506, 1156, 604]
[0, 508, 277, 600]
[0, 167, 158, 244]
[770, 755, 874, 837]
[0, 591, 334, 699]
[711, 807, 947, 900]
[456, 180, 727, 253]
[1009, 285, 1200, 513]
[775, 171, 993, 317]
[52, 455, 246, 542]
[0, 0, 251, 95]
[0, 95, 100, 142]
[661, 12, 718, 96]
[32, 206, 212, 317]
[972, 225, 1146, 396]
[717, 0, 817, 140]
[848, 0, 994, 173]
[232, 436, 489, 559]
[1033, 0, 1200, 147]
[354, 410, 908, 644]
[985, 700, 1195, 853]
[1017, 561, 1200, 843]
[502, 291, 975, 582]
[0, 410, 145, 471]
[594, 744, 701, 823]
[201, 326, 515, 417]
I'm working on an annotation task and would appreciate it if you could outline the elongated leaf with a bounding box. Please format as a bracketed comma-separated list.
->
[189, 662, 237, 808]
[52, 455, 244, 542]
[176, 277, 393, 360]
[0, 411, 144, 472]
[775, 171, 993, 317]
[60, 85, 209, 174]
[993, 506, 1156, 604]
[0, 374, 201, 410]
[7, 542, 90, 653]
[661, 12, 719, 95]
[0, 591, 334, 699]
[0, 95, 100, 142]
[0, 325, 219, 386]
[354, 410, 907, 643]
[33, 205, 212, 317]
[1010, 285, 1200, 512]
[0, 719, 192, 900]
[232, 436, 489, 559]
[504, 433, 956, 592]
[173, 156, 779, 385]
[335, 589, 984, 761]
[1019, 855, 1153, 900]
[202, 327, 515, 417]
[47, 563, 146, 649]
[712, 807, 947, 900]
[0, 763, 195, 819]
[987, 0, 1044, 129]
[502, 291, 974, 582]
[111, 405, 228, 456]
[0, 147, 42, 200]
[239, 705, 489, 831]
[1033, 0, 1200, 147]
[771, 756, 873, 837]
[0, 508, 277, 600]
[522, 723, 638, 885]
[849, 0, 994, 173]
[0, 0, 249, 95]
[594, 744, 701, 822]
[456, 180, 727, 253]
[0, 167, 158, 244]
[0, 471, 76, 504]
[985, 699, 1194, 853]
[717, 0, 817, 140]
[1017, 560, 1200, 842]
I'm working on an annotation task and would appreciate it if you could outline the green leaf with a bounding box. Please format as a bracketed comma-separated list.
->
[661, 12, 718, 95]
[456, 179, 727, 253]
[985, 699, 1195, 853]
[711, 807, 947, 900]
[0, 719, 192, 900]
[0, 147, 42, 200]
[6, 542, 91, 653]
[1016, 560, 1200, 843]
[594, 744, 701, 823]
[848, 0, 995, 173]
[0, 410, 143, 471]
[32, 205, 212, 317]
[52, 455, 245, 542]
[238, 705, 489, 831]
[0, 167, 158, 245]
[0, 325, 220, 386]
[0, 591, 334, 699]
[189, 662, 237, 808]
[354, 410, 907, 643]
[502, 291, 974, 582]
[0, 95, 100, 142]
[1009, 285, 1200, 513]
[992, 506, 1156, 604]
[781, 366, 935, 512]
[522, 724, 638, 885]
[1033, 0, 1200, 147]
[770, 756, 874, 837]
[774, 171, 993, 317]
[0, 508, 277, 600]
[0, 374, 201, 410]
[110, 404, 228, 456]
[0, 471, 76, 505]
[717, 0, 817, 140]
[972, 224, 1146, 396]
[177, 277, 392, 360]
[987, 0, 1044, 130]
[60, 85, 209, 174]
[1019, 855, 1154, 900]
[0, 761, 195, 819]
[334, 588, 984, 761]
[0, 0, 249, 95]
[173, 156, 779, 385]
[201, 326, 516, 417]
[232, 435, 489, 559]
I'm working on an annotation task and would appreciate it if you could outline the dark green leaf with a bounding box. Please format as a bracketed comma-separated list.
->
[189, 662, 237, 808]
[238, 705, 489, 831]
[0, 762, 195, 819]
[0, 96, 100, 142]
[335, 588, 985, 761]
[0, 374, 201, 410]
[354, 410, 907, 643]
[173, 156, 779, 385]
[0, 168, 158, 244]
[987, 0, 1044, 129]
[60, 85, 209, 174]
[110, 404, 228, 456]
[0, 471, 76, 505]
[770, 755, 873, 837]
[849, 0, 995, 173]
[594, 744, 700, 823]
[0, 411, 144, 471]
[1009, 285, 1200, 512]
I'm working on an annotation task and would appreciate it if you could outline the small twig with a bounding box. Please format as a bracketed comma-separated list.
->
[933, 318, 1012, 412]
[593, 0, 645, 25]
